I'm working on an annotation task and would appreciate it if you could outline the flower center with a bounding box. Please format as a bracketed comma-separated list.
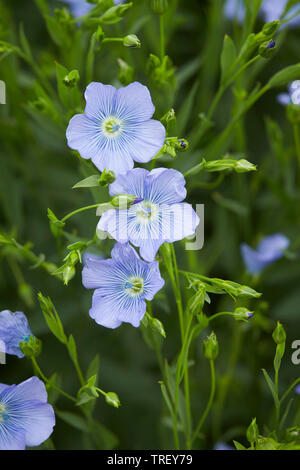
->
[136, 201, 157, 222]
[125, 276, 144, 296]
[102, 117, 123, 138]
[0, 403, 8, 423]
[23, 334, 31, 342]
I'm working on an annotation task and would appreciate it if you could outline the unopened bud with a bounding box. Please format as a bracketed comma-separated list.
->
[19, 336, 42, 359]
[98, 169, 116, 186]
[105, 392, 120, 408]
[111, 194, 137, 208]
[272, 321, 286, 345]
[63, 69, 80, 87]
[203, 332, 219, 360]
[123, 34, 141, 48]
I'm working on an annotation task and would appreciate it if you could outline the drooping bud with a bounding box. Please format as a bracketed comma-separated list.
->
[272, 321, 286, 345]
[151, 0, 169, 15]
[123, 34, 141, 48]
[203, 332, 219, 361]
[111, 194, 138, 208]
[233, 307, 253, 322]
[105, 392, 121, 408]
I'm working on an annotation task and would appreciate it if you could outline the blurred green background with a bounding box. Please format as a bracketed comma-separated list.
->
[1, 0, 300, 449]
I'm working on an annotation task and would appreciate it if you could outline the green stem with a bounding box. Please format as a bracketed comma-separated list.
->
[159, 14, 165, 61]
[61, 203, 104, 223]
[293, 123, 300, 169]
[169, 244, 192, 447]
[190, 360, 215, 447]
[31, 357, 77, 403]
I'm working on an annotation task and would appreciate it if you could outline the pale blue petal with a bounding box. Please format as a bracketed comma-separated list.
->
[66, 113, 100, 160]
[115, 82, 155, 122]
[82, 258, 116, 289]
[123, 119, 166, 164]
[143, 261, 165, 300]
[0, 427, 26, 450]
[0, 310, 33, 358]
[18, 402, 55, 447]
[224, 0, 245, 23]
[240, 244, 266, 274]
[111, 241, 140, 264]
[145, 168, 187, 204]
[84, 82, 117, 120]
[257, 234, 290, 259]
[109, 168, 148, 197]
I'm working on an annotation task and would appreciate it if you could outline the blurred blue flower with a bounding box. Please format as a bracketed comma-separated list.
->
[0, 377, 55, 450]
[0, 310, 33, 359]
[214, 441, 235, 450]
[82, 242, 165, 329]
[295, 383, 300, 395]
[62, 0, 93, 18]
[62, 0, 124, 18]
[224, 0, 245, 23]
[224, 0, 300, 27]
[241, 234, 290, 275]
[278, 81, 300, 106]
[98, 168, 200, 262]
[66, 82, 165, 175]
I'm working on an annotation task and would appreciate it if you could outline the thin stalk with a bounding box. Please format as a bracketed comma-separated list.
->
[61, 203, 104, 223]
[190, 360, 215, 447]
[293, 123, 300, 168]
[159, 15, 165, 61]
[31, 357, 77, 403]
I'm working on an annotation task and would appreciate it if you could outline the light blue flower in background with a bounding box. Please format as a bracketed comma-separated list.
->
[295, 384, 300, 394]
[82, 242, 165, 329]
[62, 0, 124, 18]
[224, 0, 300, 28]
[62, 0, 93, 18]
[66, 82, 166, 175]
[0, 376, 55, 450]
[241, 234, 290, 275]
[224, 0, 245, 24]
[98, 168, 200, 262]
[214, 441, 235, 450]
[0, 310, 33, 359]
[277, 81, 300, 106]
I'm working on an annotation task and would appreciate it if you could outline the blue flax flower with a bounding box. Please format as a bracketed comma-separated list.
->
[82, 242, 165, 329]
[66, 82, 166, 175]
[98, 168, 200, 262]
[295, 384, 300, 395]
[224, 0, 300, 28]
[278, 81, 300, 106]
[62, 0, 93, 17]
[214, 441, 235, 450]
[0, 376, 55, 450]
[241, 234, 290, 275]
[0, 310, 33, 359]
[62, 0, 124, 18]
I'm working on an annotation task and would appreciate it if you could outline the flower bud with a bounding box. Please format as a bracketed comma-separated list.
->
[111, 194, 137, 208]
[19, 336, 42, 359]
[63, 69, 80, 87]
[123, 34, 141, 48]
[151, 0, 169, 15]
[259, 40, 276, 59]
[63, 264, 76, 285]
[203, 332, 219, 360]
[105, 392, 120, 408]
[246, 418, 259, 444]
[272, 321, 286, 345]
[161, 108, 176, 131]
[262, 20, 280, 36]
[175, 138, 189, 151]
[117, 58, 134, 86]
[233, 307, 253, 322]
[98, 169, 116, 186]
